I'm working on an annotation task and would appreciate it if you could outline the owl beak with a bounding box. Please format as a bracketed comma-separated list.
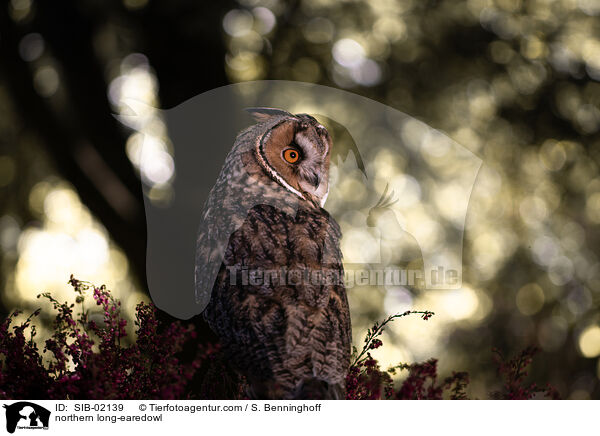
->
[307, 172, 320, 189]
[299, 172, 322, 202]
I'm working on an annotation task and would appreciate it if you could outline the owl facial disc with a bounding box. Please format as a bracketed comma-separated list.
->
[251, 110, 332, 208]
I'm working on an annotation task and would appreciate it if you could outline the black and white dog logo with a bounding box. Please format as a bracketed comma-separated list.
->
[3, 402, 50, 433]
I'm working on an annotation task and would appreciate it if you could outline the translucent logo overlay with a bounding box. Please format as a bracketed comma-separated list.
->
[118, 81, 482, 319]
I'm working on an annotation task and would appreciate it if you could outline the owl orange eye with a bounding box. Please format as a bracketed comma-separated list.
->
[283, 148, 300, 164]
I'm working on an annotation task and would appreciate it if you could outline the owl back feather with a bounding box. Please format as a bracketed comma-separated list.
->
[203, 203, 351, 399]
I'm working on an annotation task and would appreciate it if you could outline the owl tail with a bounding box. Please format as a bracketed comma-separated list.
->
[293, 378, 345, 400]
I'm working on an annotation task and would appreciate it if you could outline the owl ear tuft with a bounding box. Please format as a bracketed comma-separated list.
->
[245, 107, 291, 123]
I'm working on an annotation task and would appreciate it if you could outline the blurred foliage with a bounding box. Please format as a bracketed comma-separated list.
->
[1, 0, 600, 400]
[222, 0, 600, 399]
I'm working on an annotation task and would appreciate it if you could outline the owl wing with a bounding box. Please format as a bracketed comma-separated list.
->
[194, 176, 301, 312]
[194, 200, 243, 311]
[203, 203, 351, 399]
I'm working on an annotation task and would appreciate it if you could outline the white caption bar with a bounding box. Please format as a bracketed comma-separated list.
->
[0, 400, 595, 435]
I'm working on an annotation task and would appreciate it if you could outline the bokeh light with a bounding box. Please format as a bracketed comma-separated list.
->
[220, 0, 600, 398]
[1, 0, 599, 400]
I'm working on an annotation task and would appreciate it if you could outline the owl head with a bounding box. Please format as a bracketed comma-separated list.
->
[246, 107, 332, 207]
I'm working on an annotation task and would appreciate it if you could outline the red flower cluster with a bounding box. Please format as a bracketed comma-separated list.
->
[491, 346, 560, 400]
[0, 276, 560, 400]
[394, 359, 469, 400]
[345, 312, 558, 400]
[345, 310, 469, 400]
[0, 276, 202, 399]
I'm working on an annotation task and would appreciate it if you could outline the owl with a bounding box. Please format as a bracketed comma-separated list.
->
[195, 107, 351, 400]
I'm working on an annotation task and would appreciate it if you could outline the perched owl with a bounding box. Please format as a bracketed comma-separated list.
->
[195, 107, 351, 399]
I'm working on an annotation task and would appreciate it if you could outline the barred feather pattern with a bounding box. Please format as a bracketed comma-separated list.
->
[203, 202, 351, 400]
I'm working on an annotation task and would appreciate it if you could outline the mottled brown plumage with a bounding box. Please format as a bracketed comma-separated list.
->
[195, 108, 351, 399]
